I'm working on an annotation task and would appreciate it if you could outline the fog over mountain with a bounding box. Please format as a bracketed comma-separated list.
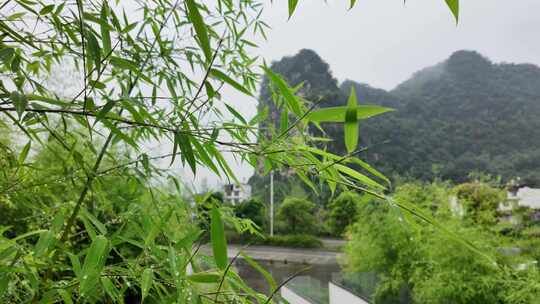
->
[256, 49, 540, 185]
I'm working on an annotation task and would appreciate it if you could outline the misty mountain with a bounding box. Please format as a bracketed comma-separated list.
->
[256, 49, 540, 186]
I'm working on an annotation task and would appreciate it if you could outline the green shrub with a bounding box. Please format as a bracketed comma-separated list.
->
[454, 182, 506, 226]
[195, 191, 224, 230]
[277, 197, 318, 234]
[345, 181, 540, 303]
[327, 191, 361, 236]
[235, 199, 266, 228]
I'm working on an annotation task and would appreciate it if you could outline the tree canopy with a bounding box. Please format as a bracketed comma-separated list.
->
[345, 182, 540, 304]
[277, 197, 317, 234]
[327, 191, 362, 236]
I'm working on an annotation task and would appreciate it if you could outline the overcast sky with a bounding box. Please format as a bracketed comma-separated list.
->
[174, 0, 540, 190]
[259, 0, 540, 89]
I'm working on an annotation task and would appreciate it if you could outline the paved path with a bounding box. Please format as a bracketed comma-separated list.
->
[201, 244, 344, 265]
[320, 238, 347, 251]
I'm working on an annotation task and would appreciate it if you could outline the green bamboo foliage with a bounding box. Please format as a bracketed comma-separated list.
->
[445, 0, 460, 23]
[0, 0, 462, 303]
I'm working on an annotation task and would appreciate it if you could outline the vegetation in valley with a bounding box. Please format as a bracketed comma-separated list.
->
[344, 181, 540, 304]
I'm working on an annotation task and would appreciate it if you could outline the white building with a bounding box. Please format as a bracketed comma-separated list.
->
[498, 187, 540, 224]
[507, 187, 540, 209]
[223, 183, 251, 205]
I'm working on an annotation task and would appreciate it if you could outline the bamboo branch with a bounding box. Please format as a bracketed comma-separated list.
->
[59, 0, 181, 244]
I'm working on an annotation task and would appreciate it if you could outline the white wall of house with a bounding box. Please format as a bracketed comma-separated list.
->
[496, 187, 540, 223]
[281, 286, 312, 304]
[223, 183, 252, 205]
[508, 187, 540, 209]
[449, 196, 464, 217]
[329, 282, 370, 304]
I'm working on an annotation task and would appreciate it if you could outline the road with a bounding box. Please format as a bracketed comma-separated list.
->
[201, 242, 345, 265]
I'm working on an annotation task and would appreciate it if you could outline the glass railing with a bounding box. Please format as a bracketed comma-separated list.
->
[286, 275, 329, 304]
[331, 272, 412, 304]
[330, 272, 379, 303]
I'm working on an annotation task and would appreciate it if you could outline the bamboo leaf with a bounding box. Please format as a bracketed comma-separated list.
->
[186, 0, 212, 62]
[306, 105, 393, 122]
[351, 158, 391, 186]
[345, 87, 359, 153]
[141, 268, 153, 302]
[57, 289, 74, 304]
[141, 153, 150, 173]
[18, 141, 31, 164]
[0, 274, 7, 298]
[122, 22, 138, 33]
[39, 5, 54, 15]
[264, 67, 302, 117]
[187, 271, 221, 283]
[100, 277, 120, 302]
[110, 56, 153, 84]
[207, 144, 239, 183]
[168, 246, 184, 286]
[10, 91, 27, 118]
[100, 1, 111, 54]
[121, 99, 144, 122]
[101, 120, 138, 149]
[445, 0, 459, 24]
[81, 209, 108, 235]
[55, 2, 65, 14]
[68, 253, 82, 279]
[334, 163, 385, 190]
[86, 30, 101, 71]
[81, 217, 97, 241]
[7, 12, 25, 21]
[11, 229, 47, 243]
[109, 56, 151, 83]
[109, 56, 137, 71]
[176, 132, 197, 174]
[80, 235, 110, 297]
[166, 77, 177, 99]
[33, 231, 55, 257]
[90, 80, 105, 90]
[50, 210, 65, 234]
[210, 69, 252, 96]
[250, 106, 268, 126]
[0, 47, 14, 64]
[288, 0, 299, 19]
[224, 103, 247, 124]
[210, 208, 227, 270]
[191, 139, 220, 176]
[297, 170, 318, 194]
[10, 54, 20, 72]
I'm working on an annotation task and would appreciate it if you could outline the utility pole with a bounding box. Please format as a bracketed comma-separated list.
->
[270, 170, 274, 236]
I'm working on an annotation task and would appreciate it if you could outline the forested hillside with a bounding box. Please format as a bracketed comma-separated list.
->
[254, 49, 540, 187]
